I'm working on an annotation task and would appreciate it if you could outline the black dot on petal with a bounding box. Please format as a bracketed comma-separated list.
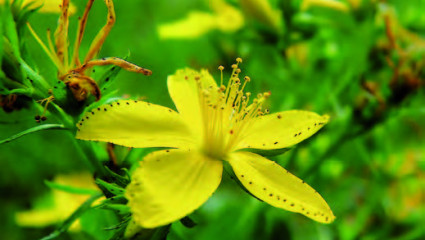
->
[91, 112, 95, 115]
[283, 199, 287, 202]
[249, 181, 252, 184]
[269, 193, 273, 197]
[326, 217, 329, 221]
[126, 102, 130, 105]
[117, 102, 120, 105]
[274, 142, 278, 145]
[294, 134, 297, 137]
[241, 175, 244, 178]
[263, 188, 266, 191]
[97, 108, 101, 111]
[104, 108, 107, 111]
[290, 203, 295, 207]
[306, 212, 310, 215]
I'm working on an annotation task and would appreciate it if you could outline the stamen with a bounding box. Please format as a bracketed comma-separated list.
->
[198, 57, 271, 157]
[36, 95, 55, 122]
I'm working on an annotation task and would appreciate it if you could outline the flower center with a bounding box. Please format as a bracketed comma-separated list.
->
[197, 58, 271, 159]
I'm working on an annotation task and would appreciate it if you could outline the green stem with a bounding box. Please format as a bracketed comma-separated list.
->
[74, 138, 108, 178]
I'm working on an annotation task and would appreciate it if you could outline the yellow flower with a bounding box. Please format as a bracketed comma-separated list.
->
[301, 0, 349, 12]
[0, 0, 76, 13]
[158, 0, 244, 39]
[15, 172, 101, 231]
[240, 0, 283, 33]
[76, 58, 335, 228]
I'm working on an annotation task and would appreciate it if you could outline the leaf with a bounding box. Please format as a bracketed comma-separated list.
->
[97, 55, 128, 91]
[243, 147, 292, 157]
[40, 193, 103, 240]
[44, 180, 101, 195]
[96, 203, 130, 215]
[104, 165, 131, 187]
[2, 1, 21, 58]
[95, 178, 126, 196]
[0, 124, 67, 145]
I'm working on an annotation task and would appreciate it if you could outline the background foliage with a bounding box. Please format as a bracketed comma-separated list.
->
[1, 0, 424, 239]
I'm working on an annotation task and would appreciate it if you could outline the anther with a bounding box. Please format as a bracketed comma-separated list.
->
[218, 66, 224, 71]
[244, 76, 251, 82]
[231, 64, 237, 69]
[236, 57, 242, 63]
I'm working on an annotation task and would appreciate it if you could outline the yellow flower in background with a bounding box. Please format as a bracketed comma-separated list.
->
[0, 0, 76, 13]
[15, 172, 101, 231]
[157, 0, 286, 39]
[76, 58, 335, 228]
[239, 0, 283, 33]
[158, 0, 244, 39]
[301, 0, 349, 12]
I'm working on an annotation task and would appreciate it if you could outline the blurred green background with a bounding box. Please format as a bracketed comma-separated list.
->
[1, 0, 424, 239]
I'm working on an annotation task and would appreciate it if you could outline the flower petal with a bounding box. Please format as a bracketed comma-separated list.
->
[228, 151, 335, 223]
[76, 100, 195, 149]
[235, 110, 329, 150]
[126, 149, 223, 228]
[167, 68, 218, 137]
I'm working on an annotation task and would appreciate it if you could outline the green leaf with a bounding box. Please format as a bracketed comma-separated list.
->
[104, 165, 131, 187]
[40, 193, 103, 240]
[96, 203, 130, 215]
[95, 178, 126, 196]
[97, 54, 129, 90]
[2, 1, 21, 59]
[44, 180, 101, 195]
[243, 147, 291, 157]
[0, 124, 67, 145]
